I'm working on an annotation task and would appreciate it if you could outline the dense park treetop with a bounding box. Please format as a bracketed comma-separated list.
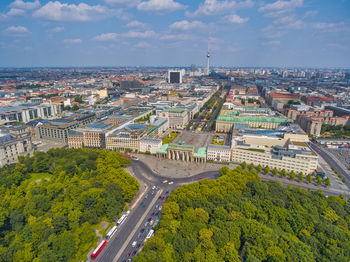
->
[0, 148, 139, 262]
[135, 166, 350, 262]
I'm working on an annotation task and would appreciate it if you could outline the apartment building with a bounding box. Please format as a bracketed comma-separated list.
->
[0, 125, 33, 167]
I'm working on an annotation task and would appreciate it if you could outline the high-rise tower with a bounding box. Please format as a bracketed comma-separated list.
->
[206, 48, 210, 75]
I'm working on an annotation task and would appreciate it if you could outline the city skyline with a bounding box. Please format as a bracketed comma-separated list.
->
[1, 0, 350, 68]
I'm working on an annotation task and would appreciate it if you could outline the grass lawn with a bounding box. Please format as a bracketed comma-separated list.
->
[27, 173, 52, 184]
[162, 131, 180, 144]
[212, 135, 224, 145]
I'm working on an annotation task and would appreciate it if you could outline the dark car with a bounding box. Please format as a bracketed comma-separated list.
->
[140, 228, 145, 233]
[132, 250, 137, 256]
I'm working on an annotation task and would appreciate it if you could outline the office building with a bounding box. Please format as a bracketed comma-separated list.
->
[168, 70, 182, 84]
[0, 103, 61, 124]
[139, 138, 162, 154]
[37, 112, 95, 144]
[159, 108, 188, 129]
[207, 145, 231, 162]
[68, 121, 119, 149]
[0, 125, 33, 167]
[231, 133, 318, 174]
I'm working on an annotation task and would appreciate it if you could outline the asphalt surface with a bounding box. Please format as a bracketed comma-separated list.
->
[203, 93, 226, 132]
[309, 142, 350, 189]
[96, 155, 349, 262]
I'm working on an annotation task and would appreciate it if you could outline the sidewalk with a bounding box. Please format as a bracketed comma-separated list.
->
[135, 154, 234, 178]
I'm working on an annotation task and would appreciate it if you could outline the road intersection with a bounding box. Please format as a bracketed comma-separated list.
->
[96, 156, 349, 262]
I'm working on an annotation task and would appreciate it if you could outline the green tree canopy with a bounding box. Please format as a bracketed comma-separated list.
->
[135, 167, 350, 262]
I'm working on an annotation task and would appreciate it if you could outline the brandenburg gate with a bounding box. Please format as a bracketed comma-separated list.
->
[156, 142, 206, 164]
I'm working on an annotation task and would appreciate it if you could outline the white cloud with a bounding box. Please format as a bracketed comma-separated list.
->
[122, 30, 156, 38]
[126, 20, 147, 29]
[4, 25, 30, 34]
[135, 41, 151, 48]
[104, 0, 140, 6]
[263, 40, 281, 45]
[304, 10, 317, 18]
[92, 30, 157, 41]
[170, 20, 205, 30]
[224, 14, 248, 24]
[51, 26, 64, 33]
[137, 0, 186, 12]
[0, 8, 25, 20]
[188, 0, 254, 17]
[33, 1, 109, 22]
[93, 33, 118, 41]
[313, 22, 347, 33]
[63, 38, 82, 44]
[259, 0, 303, 12]
[9, 0, 41, 10]
[261, 25, 283, 38]
[1, 1, 40, 20]
[259, 0, 304, 38]
[160, 33, 197, 40]
[7, 8, 26, 16]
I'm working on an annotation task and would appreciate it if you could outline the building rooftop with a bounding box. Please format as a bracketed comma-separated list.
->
[156, 143, 169, 154]
[168, 108, 186, 113]
[208, 144, 231, 150]
[193, 147, 207, 158]
[217, 115, 287, 123]
[86, 121, 113, 131]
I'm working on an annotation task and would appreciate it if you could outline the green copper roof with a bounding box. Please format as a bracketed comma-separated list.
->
[168, 108, 185, 113]
[146, 126, 158, 135]
[156, 143, 168, 153]
[168, 143, 194, 151]
[216, 116, 287, 123]
[193, 147, 207, 158]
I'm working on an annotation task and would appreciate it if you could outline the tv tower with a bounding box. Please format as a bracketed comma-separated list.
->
[206, 44, 210, 75]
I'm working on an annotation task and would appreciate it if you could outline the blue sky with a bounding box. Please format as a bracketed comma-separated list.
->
[0, 0, 349, 68]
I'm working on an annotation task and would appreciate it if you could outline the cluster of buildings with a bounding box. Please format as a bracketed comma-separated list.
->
[215, 104, 288, 132]
[1, 66, 350, 176]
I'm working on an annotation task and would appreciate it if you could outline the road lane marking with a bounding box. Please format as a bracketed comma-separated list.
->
[112, 189, 163, 262]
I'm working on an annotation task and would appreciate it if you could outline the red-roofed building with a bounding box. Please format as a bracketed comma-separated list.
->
[268, 92, 300, 106]
[1, 86, 16, 91]
[301, 96, 335, 106]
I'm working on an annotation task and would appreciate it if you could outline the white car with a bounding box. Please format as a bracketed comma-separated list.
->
[168, 181, 174, 185]
[132, 241, 137, 247]
[162, 180, 168, 184]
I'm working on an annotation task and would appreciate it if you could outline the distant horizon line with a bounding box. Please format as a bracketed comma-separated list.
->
[1, 66, 350, 70]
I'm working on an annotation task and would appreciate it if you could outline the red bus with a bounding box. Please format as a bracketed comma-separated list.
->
[91, 240, 107, 260]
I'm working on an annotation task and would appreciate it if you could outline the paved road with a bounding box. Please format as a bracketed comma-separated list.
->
[204, 93, 226, 132]
[96, 161, 219, 262]
[309, 142, 350, 189]
[97, 157, 348, 262]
